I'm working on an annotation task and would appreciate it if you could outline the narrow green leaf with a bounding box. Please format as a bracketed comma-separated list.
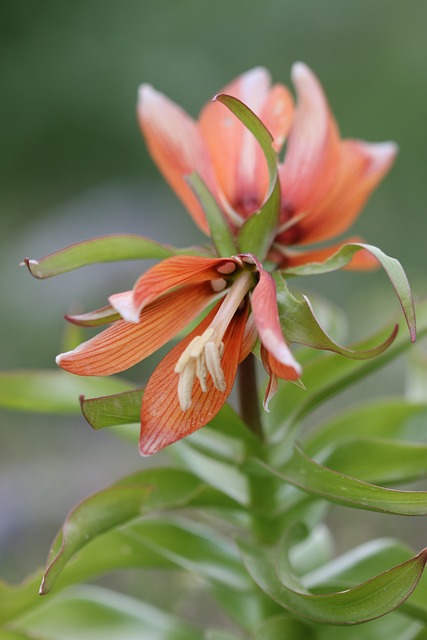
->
[186, 172, 237, 257]
[276, 275, 398, 359]
[319, 437, 427, 486]
[214, 94, 280, 259]
[281, 242, 416, 342]
[240, 537, 427, 625]
[81, 388, 143, 428]
[40, 485, 153, 594]
[304, 399, 427, 456]
[22, 234, 179, 278]
[253, 613, 316, 639]
[122, 516, 251, 589]
[65, 305, 120, 327]
[174, 440, 249, 505]
[41, 468, 239, 594]
[0, 370, 131, 413]
[15, 585, 203, 640]
[249, 446, 427, 516]
[265, 299, 427, 446]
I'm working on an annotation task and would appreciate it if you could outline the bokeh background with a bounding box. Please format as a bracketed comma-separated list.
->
[1, 0, 426, 607]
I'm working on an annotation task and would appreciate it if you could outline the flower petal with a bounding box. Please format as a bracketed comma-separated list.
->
[56, 283, 217, 376]
[122, 255, 240, 322]
[261, 344, 302, 411]
[199, 68, 273, 220]
[140, 301, 248, 455]
[251, 267, 302, 377]
[292, 139, 397, 245]
[137, 84, 218, 233]
[278, 63, 340, 226]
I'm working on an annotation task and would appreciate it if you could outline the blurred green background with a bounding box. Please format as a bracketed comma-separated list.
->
[1, 0, 426, 594]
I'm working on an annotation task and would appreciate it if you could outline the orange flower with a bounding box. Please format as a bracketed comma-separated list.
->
[57, 254, 301, 454]
[138, 63, 396, 269]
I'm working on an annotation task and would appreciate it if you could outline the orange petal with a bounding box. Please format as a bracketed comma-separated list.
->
[292, 139, 397, 245]
[137, 84, 219, 234]
[199, 68, 273, 221]
[140, 301, 248, 455]
[261, 344, 301, 411]
[239, 313, 257, 361]
[126, 255, 239, 321]
[251, 267, 302, 376]
[279, 63, 340, 223]
[276, 236, 380, 271]
[56, 283, 217, 376]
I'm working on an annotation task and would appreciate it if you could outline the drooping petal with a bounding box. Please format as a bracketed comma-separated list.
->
[56, 283, 217, 376]
[117, 255, 239, 322]
[261, 344, 303, 411]
[140, 301, 248, 455]
[278, 63, 340, 227]
[137, 84, 218, 234]
[239, 313, 257, 361]
[251, 267, 302, 378]
[199, 68, 274, 221]
[273, 236, 380, 271]
[290, 139, 397, 245]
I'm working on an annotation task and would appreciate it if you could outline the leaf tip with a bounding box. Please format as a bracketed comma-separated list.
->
[21, 257, 41, 278]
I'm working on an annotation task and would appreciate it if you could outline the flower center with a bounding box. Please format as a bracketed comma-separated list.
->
[174, 270, 253, 411]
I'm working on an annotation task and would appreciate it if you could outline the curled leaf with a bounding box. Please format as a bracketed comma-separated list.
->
[240, 535, 427, 625]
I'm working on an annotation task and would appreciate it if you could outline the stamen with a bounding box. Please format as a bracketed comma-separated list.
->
[211, 277, 227, 292]
[205, 340, 226, 391]
[217, 262, 236, 275]
[177, 358, 197, 411]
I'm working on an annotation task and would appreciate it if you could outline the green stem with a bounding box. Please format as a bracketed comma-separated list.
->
[237, 354, 263, 440]
[238, 355, 280, 545]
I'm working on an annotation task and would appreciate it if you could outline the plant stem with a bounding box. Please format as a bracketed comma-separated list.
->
[238, 353, 263, 440]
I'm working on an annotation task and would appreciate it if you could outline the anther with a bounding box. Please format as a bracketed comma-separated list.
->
[211, 278, 227, 292]
[217, 262, 236, 275]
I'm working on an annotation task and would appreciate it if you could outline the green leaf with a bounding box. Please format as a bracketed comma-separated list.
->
[120, 516, 251, 590]
[276, 275, 398, 359]
[41, 467, 239, 594]
[319, 436, 427, 486]
[265, 298, 427, 448]
[281, 242, 416, 342]
[214, 94, 280, 260]
[14, 585, 203, 640]
[249, 446, 427, 516]
[253, 613, 316, 639]
[22, 234, 179, 278]
[65, 305, 120, 327]
[174, 441, 249, 505]
[240, 535, 427, 625]
[304, 399, 427, 456]
[0, 370, 131, 413]
[81, 388, 143, 428]
[186, 172, 237, 257]
[40, 485, 153, 594]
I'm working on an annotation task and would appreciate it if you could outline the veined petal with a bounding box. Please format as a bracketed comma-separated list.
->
[199, 68, 272, 220]
[56, 283, 217, 376]
[279, 63, 340, 224]
[126, 255, 240, 321]
[251, 267, 302, 377]
[137, 84, 218, 234]
[293, 139, 397, 245]
[274, 236, 379, 271]
[140, 301, 248, 455]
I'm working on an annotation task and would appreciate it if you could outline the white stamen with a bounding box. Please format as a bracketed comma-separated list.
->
[205, 340, 226, 392]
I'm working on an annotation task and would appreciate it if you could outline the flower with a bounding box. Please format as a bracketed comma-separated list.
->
[138, 62, 396, 269]
[57, 254, 301, 454]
